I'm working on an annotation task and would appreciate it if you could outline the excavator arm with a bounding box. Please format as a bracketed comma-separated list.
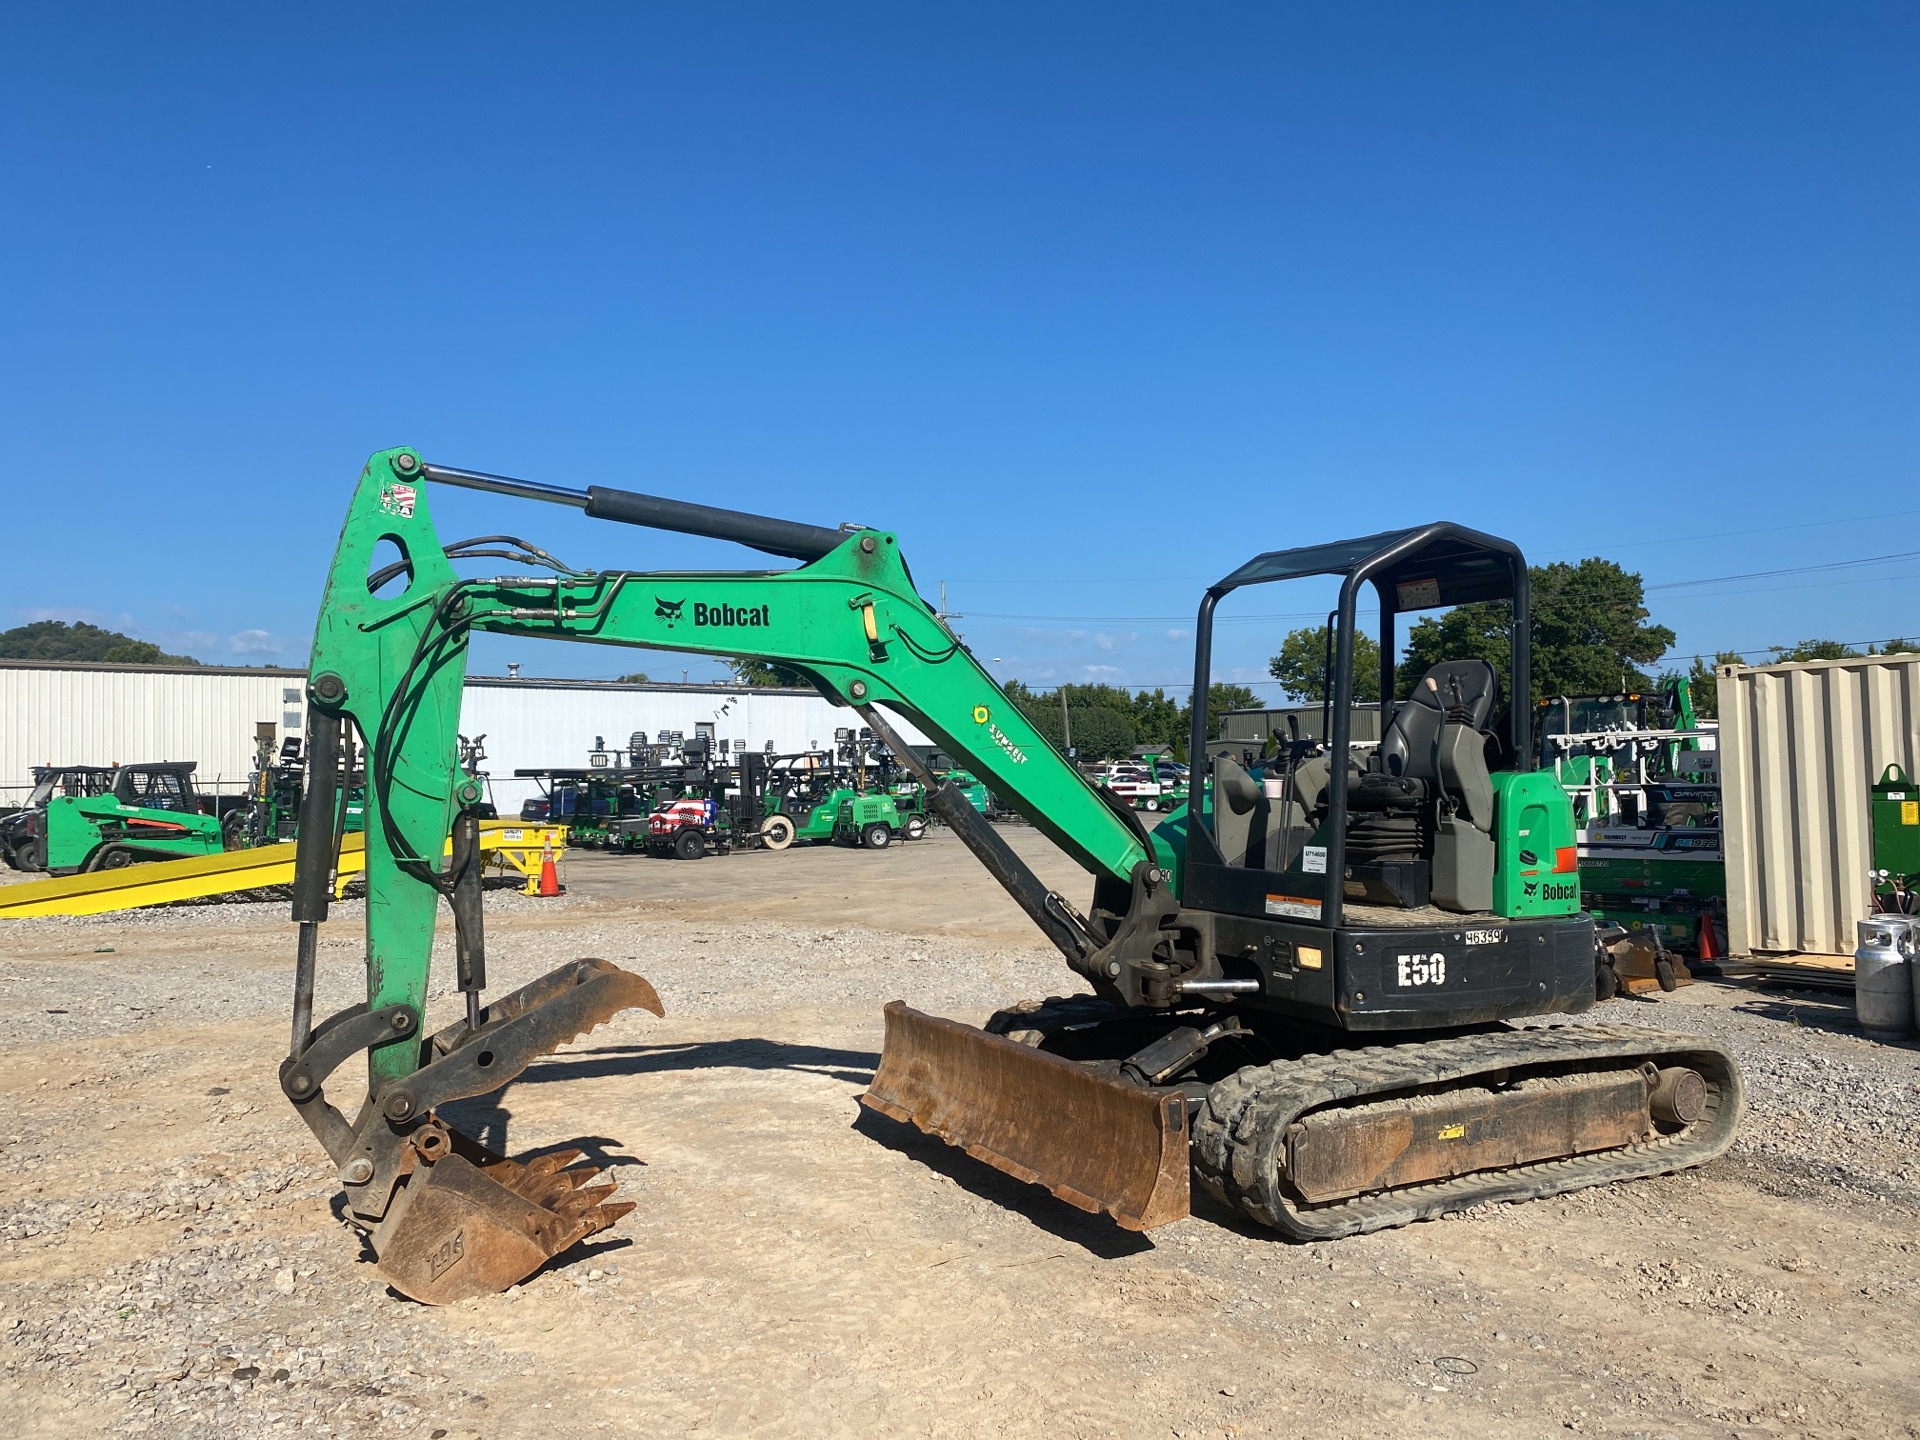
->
[283, 447, 1176, 1300]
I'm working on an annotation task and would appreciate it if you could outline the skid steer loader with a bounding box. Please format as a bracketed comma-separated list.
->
[279, 448, 1742, 1302]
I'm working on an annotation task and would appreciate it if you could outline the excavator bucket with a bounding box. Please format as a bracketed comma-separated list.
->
[365, 961, 665, 1303]
[372, 1137, 635, 1303]
[862, 1001, 1190, 1231]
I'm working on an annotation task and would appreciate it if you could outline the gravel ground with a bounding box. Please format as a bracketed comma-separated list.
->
[3, 832, 1918, 1438]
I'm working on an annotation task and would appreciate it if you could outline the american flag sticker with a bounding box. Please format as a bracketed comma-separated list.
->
[380, 484, 417, 518]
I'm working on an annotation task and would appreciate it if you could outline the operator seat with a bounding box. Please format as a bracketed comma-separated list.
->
[1212, 756, 1271, 869]
[1366, 660, 1499, 789]
[1347, 660, 1502, 912]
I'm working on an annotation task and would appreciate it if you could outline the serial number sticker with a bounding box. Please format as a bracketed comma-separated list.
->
[1464, 928, 1500, 945]
[1302, 845, 1327, 875]
[1265, 894, 1322, 921]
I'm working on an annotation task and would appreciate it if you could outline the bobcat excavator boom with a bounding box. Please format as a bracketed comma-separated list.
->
[284, 448, 1742, 1303]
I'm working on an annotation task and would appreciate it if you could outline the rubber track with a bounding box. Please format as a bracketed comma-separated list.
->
[1190, 1023, 1745, 1239]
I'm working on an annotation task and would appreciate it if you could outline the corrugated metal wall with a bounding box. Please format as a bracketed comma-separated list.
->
[0, 662, 928, 812]
[1719, 655, 1920, 956]
[0, 663, 304, 799]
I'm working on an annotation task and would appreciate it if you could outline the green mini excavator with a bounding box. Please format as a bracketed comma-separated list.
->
[279, 448, 1743, 1303]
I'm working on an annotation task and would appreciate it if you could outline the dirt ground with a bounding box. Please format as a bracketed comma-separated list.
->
[2, 827, 1918, 1439]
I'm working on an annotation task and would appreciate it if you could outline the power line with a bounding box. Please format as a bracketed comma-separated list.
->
[1646, 549, 1920, 591]
[964, 609, 1323, 625]
[940, 508, 1920, 589]
[1533, 506, 1920, 560]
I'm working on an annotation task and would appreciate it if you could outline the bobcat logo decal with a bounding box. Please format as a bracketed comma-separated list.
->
[655, 597, 686, 627]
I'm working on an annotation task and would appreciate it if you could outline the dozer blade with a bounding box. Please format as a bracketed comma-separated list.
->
[862, 1001, 1189, 1231]
[369, 959, 665, 1303]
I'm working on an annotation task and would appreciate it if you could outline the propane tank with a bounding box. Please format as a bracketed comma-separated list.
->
[1854, 918, 1915, 1039]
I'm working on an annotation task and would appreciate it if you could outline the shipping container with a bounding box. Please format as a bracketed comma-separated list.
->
[1717, 654, 1920, 956]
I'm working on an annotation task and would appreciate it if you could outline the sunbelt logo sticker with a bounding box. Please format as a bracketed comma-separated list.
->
[972, 704, 1027, 765]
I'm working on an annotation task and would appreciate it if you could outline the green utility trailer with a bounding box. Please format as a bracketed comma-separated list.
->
[832, 790, 915, 848]
[761, 748, 926, 850]
[763, 781, 922, 849]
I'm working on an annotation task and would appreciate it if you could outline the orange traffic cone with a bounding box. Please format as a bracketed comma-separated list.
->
[536, 839, 563, 897]
[1694, 912, 1722, 962]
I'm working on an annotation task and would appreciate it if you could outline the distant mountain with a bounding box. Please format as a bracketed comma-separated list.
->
[0, 620, 199, 666]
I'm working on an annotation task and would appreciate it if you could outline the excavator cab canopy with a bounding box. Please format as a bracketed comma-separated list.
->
[1184, 522, 1534, 930]
[1202, 522, 1530, 761]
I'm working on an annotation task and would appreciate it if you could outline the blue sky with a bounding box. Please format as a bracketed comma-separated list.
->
[3, 5, 1915, 694]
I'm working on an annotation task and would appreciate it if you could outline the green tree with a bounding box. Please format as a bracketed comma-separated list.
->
[1003, 681, 1141, 761]
[1056, 682, 1138, 713]
[728, 658, 810, 687]
[1175, 682, 1260, 745]
[1063, 705, 1138, 761]
[1768, 638, 1859, 662]
[1400, 558, 1673, 704]
[1689, 652, 1742, 719]
[1268, 625, 1383, 703]
[1763, 638, 1918, 664]
[0, 619, 198, 666]
[1129, 687, 1183, 751]
[613, 671, 651, 684]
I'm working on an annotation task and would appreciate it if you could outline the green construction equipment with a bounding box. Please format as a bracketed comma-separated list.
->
[18, 762, 227, 875]
[1539, 679, 1724, 955]
[1870, 762, 1920, 913]
[222, 728, 369, 850]
[1, 765, 116, 872]
[276, 449, 1743, 1304]
[759, 732, 926, 851]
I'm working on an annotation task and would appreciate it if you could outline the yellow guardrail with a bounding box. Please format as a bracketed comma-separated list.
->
[0, 822, 567, 918]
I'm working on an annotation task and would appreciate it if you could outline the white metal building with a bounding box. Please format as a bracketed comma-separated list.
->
[0, 660, 929, 815]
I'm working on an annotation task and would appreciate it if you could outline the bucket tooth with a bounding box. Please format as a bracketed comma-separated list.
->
[523, 1149, 586, 1178]
[862, 1001, 1190, 1231]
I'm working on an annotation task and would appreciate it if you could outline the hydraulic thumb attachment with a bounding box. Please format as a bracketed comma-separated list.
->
[282, 958, 663, 1303]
